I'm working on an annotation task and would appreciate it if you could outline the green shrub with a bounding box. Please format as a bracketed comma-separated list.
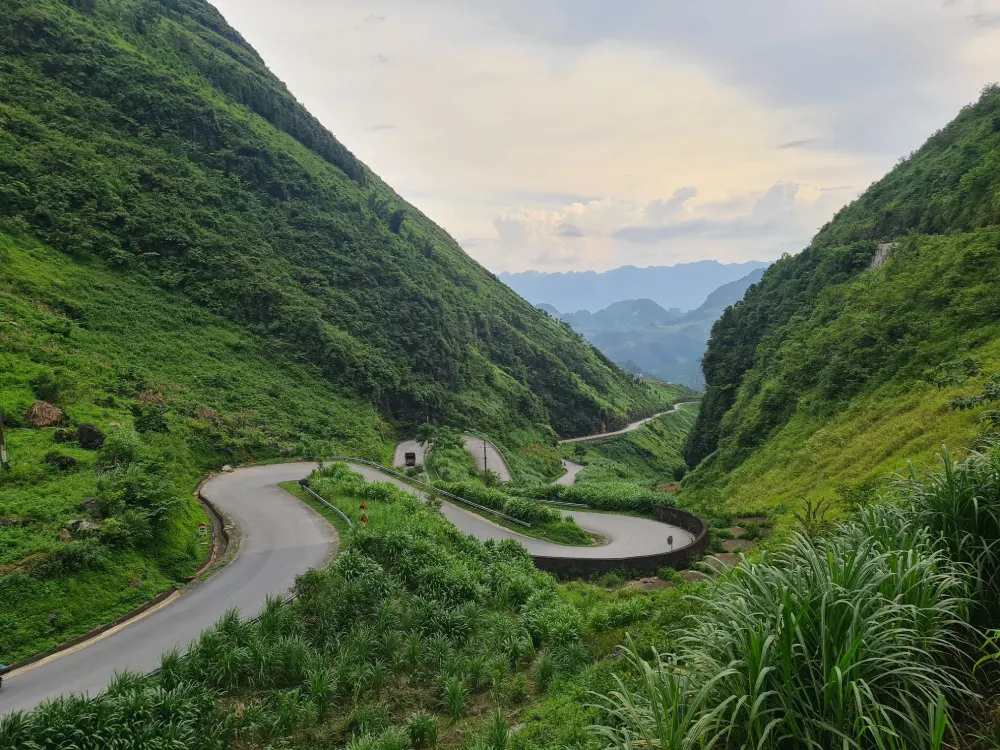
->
[516, 481, 671, 514]
[440, 675, 467, 720]
[406, 711, 437, 750]
[592, 499, 976, 748]
[436, 481, 561, 524]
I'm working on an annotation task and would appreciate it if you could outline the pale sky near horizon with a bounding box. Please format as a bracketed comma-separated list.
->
[212, 0, 1000, 274]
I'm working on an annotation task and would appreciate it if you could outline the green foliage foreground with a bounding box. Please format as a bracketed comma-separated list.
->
[593, 445, 1000, 749]
[9, 446, 1000, 748]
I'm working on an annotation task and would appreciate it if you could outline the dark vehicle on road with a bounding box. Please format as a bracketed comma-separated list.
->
[404, 452, 417, 467]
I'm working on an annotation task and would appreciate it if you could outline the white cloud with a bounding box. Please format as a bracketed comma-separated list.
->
[211, 0, 1000, 272]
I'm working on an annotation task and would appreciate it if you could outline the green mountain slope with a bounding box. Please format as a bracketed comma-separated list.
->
[0, 0, 665, 660]
[0, 0, 659, 439]
[681, 85, 1000, 521]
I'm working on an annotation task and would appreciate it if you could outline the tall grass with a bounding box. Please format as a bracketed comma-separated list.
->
[592, 445, 1000, 749]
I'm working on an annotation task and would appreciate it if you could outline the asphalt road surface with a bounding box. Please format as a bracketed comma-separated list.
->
[554, 459, 584, 486]
[462, 436, 512, 482]
[1, 463, 337, 717]
[2, 458, 692, 715]
[392, 439, 426, 467]
[558, 401, 695, 444]
[346, 462, 693, 558]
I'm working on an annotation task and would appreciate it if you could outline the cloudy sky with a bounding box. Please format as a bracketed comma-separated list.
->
[212, 0, 1000, 273]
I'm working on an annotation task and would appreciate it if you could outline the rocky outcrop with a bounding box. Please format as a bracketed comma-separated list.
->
[77, 424, 106, 450]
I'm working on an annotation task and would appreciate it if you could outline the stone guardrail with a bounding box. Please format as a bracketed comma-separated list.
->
[318, 458, 707, 576]
[531, 505, 709, 578]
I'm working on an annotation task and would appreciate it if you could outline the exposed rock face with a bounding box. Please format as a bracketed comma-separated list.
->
[67, 519, 100, 534]
[24, 401, 66, 428]
[77, 423, 106, 450]
[79, 497, 102, 518]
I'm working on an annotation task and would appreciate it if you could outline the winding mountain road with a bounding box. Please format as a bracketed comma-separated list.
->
[558, 401, 697, 444]
[391, 435, 512, 482]
[554, 459, 584, 486]
[1, 463, 337, 717]
[2, 455, 692, 715]
[461, 436, 512, 482]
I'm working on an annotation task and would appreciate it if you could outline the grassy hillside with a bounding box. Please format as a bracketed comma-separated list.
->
[682, 85, 1000, 523]
[0, 231, 389, 661]
[0, 0, 660, 438]
[561, 402, 699, 487]
[0, 0, 665, 661]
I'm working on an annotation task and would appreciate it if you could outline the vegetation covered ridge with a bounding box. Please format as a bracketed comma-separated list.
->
[681, 84, 1000, 521]
[0, 0, 663, 437]
[0, 0, 665, 661]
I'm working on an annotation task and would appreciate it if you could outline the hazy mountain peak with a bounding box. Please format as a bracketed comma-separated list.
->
[502, 260, 769, 312]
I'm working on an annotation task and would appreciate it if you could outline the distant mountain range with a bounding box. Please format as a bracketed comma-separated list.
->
[540, 267, 768, 389]
[501, 260, 769, 313]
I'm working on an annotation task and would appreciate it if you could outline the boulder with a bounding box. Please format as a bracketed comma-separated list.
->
[67, 519, 100, 534]
[79, 497, 102, 518]
[58, 528, 72, 543]
[54, 428, 68, 443]
[221, 464, 234, 473]
[77, 423, 106, 450]
[24, 401, 66, 428]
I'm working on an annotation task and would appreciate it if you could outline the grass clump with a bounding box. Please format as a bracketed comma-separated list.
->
[590, 445, 1000, 749]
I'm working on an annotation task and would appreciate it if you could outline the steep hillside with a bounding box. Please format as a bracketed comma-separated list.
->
[682, 85, 1000, 520]
[0, 0, 664, 660]
[0, 0, 660, 439]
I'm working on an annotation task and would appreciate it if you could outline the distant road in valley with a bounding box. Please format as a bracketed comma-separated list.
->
[558, 400, 698, 444]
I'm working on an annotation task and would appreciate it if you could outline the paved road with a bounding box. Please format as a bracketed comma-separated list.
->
[462, 436, 512, 482]
[392, 439, 426, 467]
[558, 401, 696, 444]
[1, 464, 337, 717]
[347, 463, 693, 559]
[3, 457, 693, 714]
[554, 459, 584, 486]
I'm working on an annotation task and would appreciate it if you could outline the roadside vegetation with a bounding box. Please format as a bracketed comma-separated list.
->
[0, 233, 389, 661]
[0, 461, 695, 749]
[10, 444, 1000, 748]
